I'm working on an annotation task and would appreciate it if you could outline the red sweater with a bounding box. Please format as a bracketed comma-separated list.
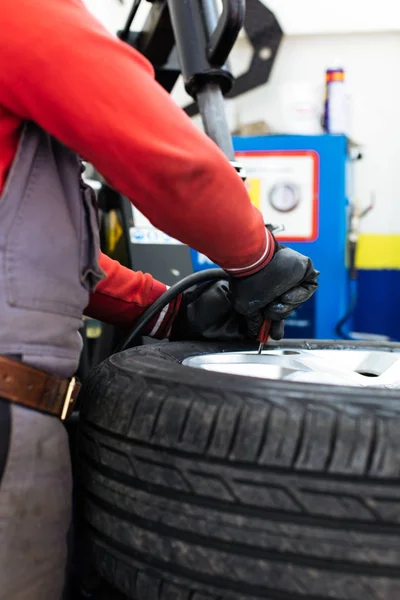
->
[0, 0, 271, 337]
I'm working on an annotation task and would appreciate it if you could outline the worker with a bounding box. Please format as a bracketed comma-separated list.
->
[0, 1, 318, 598]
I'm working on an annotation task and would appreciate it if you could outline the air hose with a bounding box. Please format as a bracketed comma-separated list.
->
[336, 230, 390, 341]
[335, 239, 358, 339]
[119, 268, 228, 352]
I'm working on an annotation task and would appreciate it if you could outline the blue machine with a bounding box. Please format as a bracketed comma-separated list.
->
[191, 134, 350, 339]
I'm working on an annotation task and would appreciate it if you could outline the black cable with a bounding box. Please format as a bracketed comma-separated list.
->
[118, 0, 142, 41]
[335, 240, 358, 339]
[119, 268, 228, 351]
[335, 292, 357, 339]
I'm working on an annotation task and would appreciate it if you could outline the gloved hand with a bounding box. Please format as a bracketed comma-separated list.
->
[229, 235, 319, 340]
[170, 280, 248, 342]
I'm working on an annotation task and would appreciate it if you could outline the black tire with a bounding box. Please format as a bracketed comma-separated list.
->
[78, 339, 400, 600]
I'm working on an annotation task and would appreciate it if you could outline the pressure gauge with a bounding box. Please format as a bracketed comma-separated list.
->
[268, 183, 300, 213]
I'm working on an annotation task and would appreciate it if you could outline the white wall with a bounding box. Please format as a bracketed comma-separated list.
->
[83, 0, 149, 34]
[263, 0, 400, 36]
[84, 0, 400, 36]
[84, 0, 400, 235]
[83, 0, 124, 33]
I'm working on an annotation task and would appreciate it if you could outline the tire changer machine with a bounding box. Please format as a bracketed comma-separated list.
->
[82, 0, 361, 374]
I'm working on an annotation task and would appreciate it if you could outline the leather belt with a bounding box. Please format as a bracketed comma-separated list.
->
[0, 356, 80, 420]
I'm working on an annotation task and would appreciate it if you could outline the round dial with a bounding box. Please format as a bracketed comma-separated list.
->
[268, 183, 300, 213]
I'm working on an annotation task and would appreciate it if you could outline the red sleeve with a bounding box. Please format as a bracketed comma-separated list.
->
[85, 253, 181, 338]
[0, 0, 273, 276]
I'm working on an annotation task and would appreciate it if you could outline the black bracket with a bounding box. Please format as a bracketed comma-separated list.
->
[229, 0, 283, 98]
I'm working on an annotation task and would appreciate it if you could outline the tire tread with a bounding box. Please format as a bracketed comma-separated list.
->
[78, 341, 400, 600]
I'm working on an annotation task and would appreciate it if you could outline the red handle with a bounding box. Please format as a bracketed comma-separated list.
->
[257, 319, 272, 344]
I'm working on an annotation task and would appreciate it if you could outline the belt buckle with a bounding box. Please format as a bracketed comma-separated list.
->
[61, 377, 80, 420]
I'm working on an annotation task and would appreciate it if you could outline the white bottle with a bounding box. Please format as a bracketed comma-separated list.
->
[323, 66, 349, 134]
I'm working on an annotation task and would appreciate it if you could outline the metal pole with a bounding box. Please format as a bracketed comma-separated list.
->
[197, 82, 235, 160]
[168, 0, 238, 161]
[197, 1, 235, 160]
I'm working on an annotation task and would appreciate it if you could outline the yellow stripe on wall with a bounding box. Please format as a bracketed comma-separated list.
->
[356, 234, 400, 270]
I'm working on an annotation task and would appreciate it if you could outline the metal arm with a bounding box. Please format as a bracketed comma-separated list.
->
[207, 0, 245, 66]
[166, 0, 244, 160]
[119, 0, 245, 161]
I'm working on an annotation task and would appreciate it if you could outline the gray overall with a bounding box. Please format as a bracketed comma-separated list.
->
[0, 121, 105, 599]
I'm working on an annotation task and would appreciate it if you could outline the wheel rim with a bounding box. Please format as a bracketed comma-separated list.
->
[183, 348, 400, 388]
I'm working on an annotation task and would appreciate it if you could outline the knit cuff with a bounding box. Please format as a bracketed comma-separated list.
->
[223, 227, 275, 278]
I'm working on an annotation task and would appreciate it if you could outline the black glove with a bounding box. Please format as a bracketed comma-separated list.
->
[170, 280, 248, 342]
[230, 237, 319, 340]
